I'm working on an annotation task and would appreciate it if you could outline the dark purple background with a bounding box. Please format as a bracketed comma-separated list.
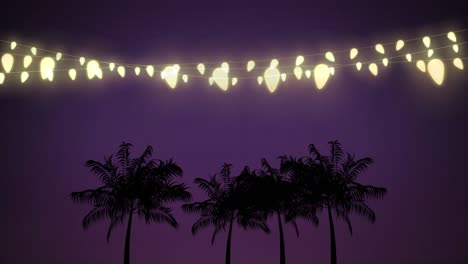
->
[1, 0, 468, 263]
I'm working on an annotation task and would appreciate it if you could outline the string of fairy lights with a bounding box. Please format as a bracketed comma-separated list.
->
[0, 29, 466, 93]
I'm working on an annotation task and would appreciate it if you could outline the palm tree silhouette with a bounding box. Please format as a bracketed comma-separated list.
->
[70, 143, 191, 264]
[253, 158, 302, 264]
[183, 163, 270, 264]
[281, 141, 387, 264]
[279, 156, 321, 228]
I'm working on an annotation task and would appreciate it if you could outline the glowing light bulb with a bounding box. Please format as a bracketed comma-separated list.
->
[428, 49, 434, 58]
[396, 40, 405, 51]
[69, 69, 77, 80]
[86, 60, 102, 79]
[232, 77, 238, 86]
[375, 44, 385, 54]
[416, 60, 426, 72]
[294, 66, 303, 80]
[270, 59, 279, 68]
[382, 58, 389, 67]
[1, 54, 14, 73]
[264, 67, 280, 93]
[296, 56, 304, 66]
[182, 74, 188, 83]
[10, 41, 16, 50]
[329, 67, 335, 75]
[146, 65, 154, 77]
[406, 54, 412, 62]
[208, 77, 214, 86]
[21, 72, 29, 83]
[0, 73, 5, 84]
[280, 73, 286, 82]
[350, 48, 358, 60]
[325, 52, 335, 62]
[79, 57, 85, 66]
[305, 70, 311, 79]
[134, 67, 141, 76]
[56, 53, 62, 61]
[221, 62, 229, 73]
[453, 58, 463, 70]
[23, 55, 32, 68]
[422, 36, 431, 48]
[212, 62, 229, 91]
[197, 63, 205, 75]
[447, 32, 457, 42]
[117, 66, 126, 77]
[31, 47, 37, 56]
[356, 62, 362, 71]
[40, 57, 55, 81]
[257, 76, 263, 85]
[427, 59, 445, 85]
[109, 63, 115, 72]
[247, 60, 255, 72]
[369, 63, 378, 76]
[314, 64, 330, 90]
[162, 64, 180, 89]
[453, 44, 459, 53]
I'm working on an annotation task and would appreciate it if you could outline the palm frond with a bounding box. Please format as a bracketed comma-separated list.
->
[343, 156, 373, 181]
[140, 145, 154, 162]
[302, 209, 320, 226]
[182, 201, 214, 215]
[82, 207, 110, 229]
[344, 215, 353, 235]
[328, 140, 344, 173]
[278, 155, 297, 174]
[117, 142, 132, 168]
[142, 206, 178, 228]
[85, 159, 118, 186]
[308, 144, 324, 162]
[194, 177, 217, 197]
[291, 220, 300, 237]
[350, 203, 376, 223]
[106, 215, 125, 242]
[349, 184, 387, 200]
[153, 159, 183, 181]
[191, 216, 216, 235]
[220, 163, 232, 189]
[70, 187, 111, 206]
[158, 182, 192, 203]
[239, 218, 270, 233]
[211, 226, 221, 245]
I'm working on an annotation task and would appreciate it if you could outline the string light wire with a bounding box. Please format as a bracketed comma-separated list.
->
[2, 42, 466, 79]
[1, 29, 465, 89]
[1, 28, 466, 68]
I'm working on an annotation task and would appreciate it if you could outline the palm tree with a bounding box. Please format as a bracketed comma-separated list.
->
[182, 163, 270, 264]
[253, 158, 303, 264]
[283, 141, 387, 264]
[279, 156, 322, 228]
[70, 143, 191, 264]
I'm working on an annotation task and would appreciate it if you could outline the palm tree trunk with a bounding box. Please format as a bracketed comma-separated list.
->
[327, 206, 337, 264]
[124, 213, 134, 264]
[277, 211, 286, 264]
[225, 215, 234, 264]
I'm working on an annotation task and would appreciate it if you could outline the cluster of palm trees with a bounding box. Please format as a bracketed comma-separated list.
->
[71, 141, 386, 264]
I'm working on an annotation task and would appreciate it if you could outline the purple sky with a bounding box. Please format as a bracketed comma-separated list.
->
[1, 0, 468, 263]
